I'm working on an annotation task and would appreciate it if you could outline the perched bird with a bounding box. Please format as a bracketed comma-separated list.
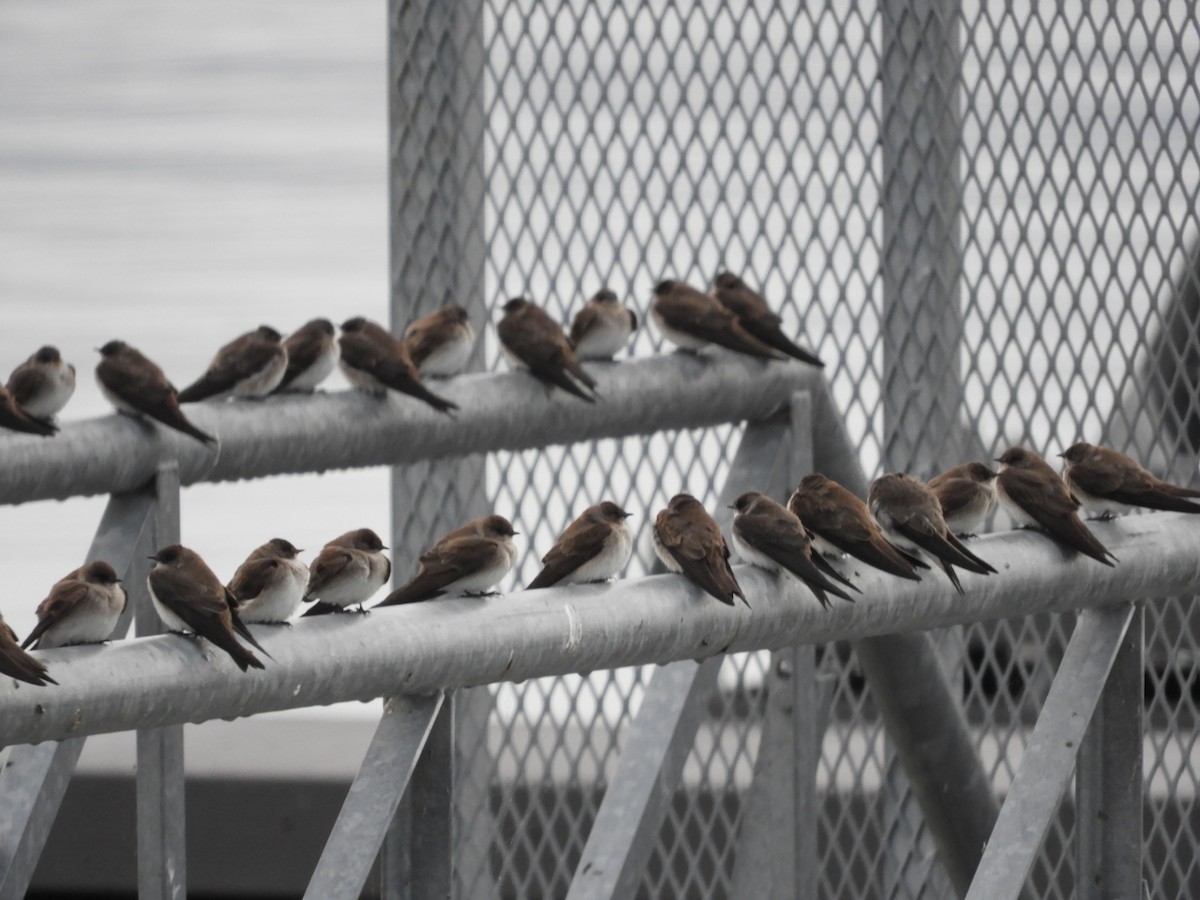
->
[788, 474, 927, 580]
[178, 325, 288, 402]
[497, 297, 598, 402]
[928, 462, 999, 537]
[7, 345, 76, 421]
[527, 502, 633, 589]
[729, 492, 856, 609]
[0, 385, 57, 437]
[22, 561, 126, 649]
[569, 289, 637, 361]
[653, 493, 747, 606]
[227, 538, 309, 624]
[302, 528, 392, 616]
[650, 280, 779, 359]
[0, 613, 55, 686]
[995, 446, 1117, 566]
[274, 319, 338, 393]
[95, 341, 215, 444]
[147, 544, 267, 671]
[1060, 442, 1200, 518]
[711, 272, 823, 367]
[402, 306, 476, 377]
[375, 515, 518, 606]
[338, 317, 458, 414]
[869, 473, 996, 594]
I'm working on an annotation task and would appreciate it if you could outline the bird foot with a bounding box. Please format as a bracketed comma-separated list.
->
[464, 590, 502, 598]
[354, 605, 370, 615]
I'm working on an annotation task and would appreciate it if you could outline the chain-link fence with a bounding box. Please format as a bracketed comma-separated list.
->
[387, 0, 1200, 896]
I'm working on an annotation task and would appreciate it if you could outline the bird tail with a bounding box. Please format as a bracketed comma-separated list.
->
[154, 409, 216, 444]
[938, 558, 966, 595]
[229, 610, 273, 659]
[10, 413, 57, 437]
[177, 379, 222, 404]
[407, 383, 459, 415]
[300, 601, 344, 617]
[538, 365, 596, 403]
[374, 575, 445, 608]
[19, 620, 51, 651]
[564, 357, 598, 390]
[757, 329, 824, 368]
[810, 552, 860, 593]
[712, 323, 781, 360]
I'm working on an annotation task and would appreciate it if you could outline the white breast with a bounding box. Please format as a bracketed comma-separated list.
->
[651, 309, 708, 351]
[22, 367, 76, 419]
[730, 529, 781, 573]
[419, 327, 475, 377]
[340, 361, 386, 395]
[231, 352, 288, 398]
[283, 344, 339, 392]
[38, 587, 125, 648]
[239, 560, 309, 623]
[560, 524, 633, 584]
[575, 319, 632, 360]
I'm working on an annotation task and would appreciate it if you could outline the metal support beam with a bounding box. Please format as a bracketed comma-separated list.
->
[966, 604, 1136, 900]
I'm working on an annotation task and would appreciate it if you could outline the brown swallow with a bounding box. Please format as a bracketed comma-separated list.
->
[338, 317, 458, 414]
[996, 446, 1117, 566]
[7, 345, 76, 422]
[22, 560, 126, 649]
[375, 515, 518, 606]
[928, 462, 999, 537]
[653, 493, 747, 606]
[569, 289, 638, 361]
[730, 492, 856, 609]
[227, 538, 309, 624]
[402, 306, 476, 377]
[178, 325, 288, 402]
[147, 544, 268, 671]
[0, 613, 55, 686]
[650, 280, 780, 359]
[0, 384, 57, 436]
[1060, 442, 1200, 518]
[498, 297, 598, 402]
[788, 474, 928, 580]
[274, 319, 338, 393]
[527, 502, 633, 589]
[95, 341, 215, 444]
[711, 272, 823, 367]
[869, 473, 996, 594]
[301, 527, 392, 615]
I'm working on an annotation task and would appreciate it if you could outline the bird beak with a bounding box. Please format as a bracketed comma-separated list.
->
[726, 504, 737, 510]
[146, 556, 157, 562]
[1056, 451, 1065, 458]
[511, 531, 520, 536]
[994, 458, 1004, 463]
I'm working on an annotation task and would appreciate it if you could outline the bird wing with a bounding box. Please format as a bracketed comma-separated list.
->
[23, 580, 92, 648]
[529, 520, 614, 588]
[378, 537, 499, 605]
[227, 557, 280, 602]
[304, 547, 358, 598]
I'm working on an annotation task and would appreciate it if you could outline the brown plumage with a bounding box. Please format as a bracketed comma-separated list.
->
[402, 306, 476, 377]
[7, 345, 75, 421]
[338, 317, 458, 413]
[0, 613, 56, 686]
[498, 298, 597, 402]
[375, 515, 518, 606]
[95, 341, 215, 444]
[651, 280, 780, 359]
[301, 528, 392, 615]
[711, 272, 823, 367]
[178, 325, 288, 402]
[653, 493, 747, 606]
[528, 502, 633, 589]
[275, 319, 338, 392]
[23, 560, 126, 649]
[569, 289, 638, 361]
[0, 384, 57, 437]
[928, 462, 999, 537]
[1060, 441, 1200, 518]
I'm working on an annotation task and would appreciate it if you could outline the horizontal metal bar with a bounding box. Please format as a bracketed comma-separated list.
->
[0, 512, 1195, 748]
[0, 355, 822, 505]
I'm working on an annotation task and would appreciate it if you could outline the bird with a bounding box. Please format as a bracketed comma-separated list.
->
[1060, 441, 1200, 518]
[147, 544, 268, 671]
[375, 515, 518, 606]
[7, 345, 76, 422]
[497, 297, 598, 402]
[0, 613, 55, 686]
[22, 560, 126, 649]
[402, 306, 476, 378]
[653, 493, 747, 606]
[527, 502, 633, 589]
[178, 325, 288, 402]
[95, 340, 215, 444]
[788, 473, 928, 580]
[711, 272, 823, 367]
[868, 473, 996, 594]
[226, 538, 309, 624]
[338, 317, 458, 414]
[995, 446, 1117, 566]
[729, 491, 856, 609]
[569, 289, 637, 361]
[928, 462, 999, 537]
[0, 385, 57, 437]
[301, 528, 392, 615]
[274, 319, 338, 393]
[650, 280, 780, 359]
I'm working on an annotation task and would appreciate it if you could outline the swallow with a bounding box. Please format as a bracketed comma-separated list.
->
[274, 319, 338, 393]
[869, 473, 996, 594]
[0, 613, 55, 686]
[498, 298, 598, 402]
[95, 341, 216, 444]
[301, 528, 392, 615]
[653, 493, 747, 606]
[1060, 441, 1200, 518]
[729, 492, 856, 609]
[402, 306, 476, 377]
[711, 272, 823, 367]
[569, 289, 638, 361]
[22, 560, 126, 649]
[995, 446, 1117, 566]
[527, 502, 633, 589]
[7, 345, 76, 422]
[227, 538, 309, 624]
[788, 474, 928, 580]
[178, 325, 288, 402]
[650, 280, 780, 359]
[338, 317, 458, 413]
[0, 385, 57, 436]
[147, 544, 268, 671]
[927, 462, 1000, 537]
[375, 515, 518, 606]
